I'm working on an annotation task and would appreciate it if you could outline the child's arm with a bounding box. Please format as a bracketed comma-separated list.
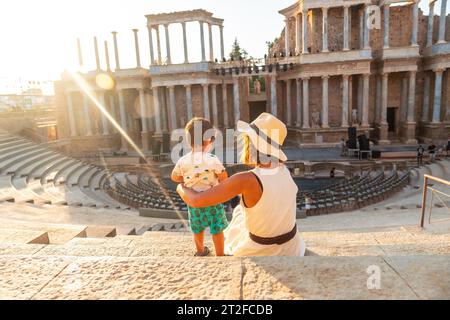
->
[171, 173, 184, 184]
[217, 171, 228, 183]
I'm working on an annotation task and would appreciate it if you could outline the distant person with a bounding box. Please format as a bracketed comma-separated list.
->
[340, 138, 347, 157]
[446, 139, 450, 158]
[171, 117, 229, 257]
[417, 145, 425, 166]
[330, 167, 336, 179]
[428, 144, 437, 162]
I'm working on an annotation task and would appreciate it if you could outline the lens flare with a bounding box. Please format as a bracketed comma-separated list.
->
[95, 73, 115, 90]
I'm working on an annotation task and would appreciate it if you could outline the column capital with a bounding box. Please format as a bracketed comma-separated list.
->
[321, 75, 330, 80]
[202, 83, 209, 88]
[343, 4, 351, 9]
[167, 85, 175, 90]
[322, 7, 328, 14]
[163, 23, 170, 28]
[301, 76, 310, 81]
[184, 84, 192, 89]
[433, 68, 445, 74]
[342, 74, 350, 80]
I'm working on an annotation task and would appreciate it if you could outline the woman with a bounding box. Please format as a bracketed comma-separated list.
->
[177, 113, 306, 257]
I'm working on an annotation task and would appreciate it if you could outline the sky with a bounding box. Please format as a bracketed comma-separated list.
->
[0, 0, 438, 94]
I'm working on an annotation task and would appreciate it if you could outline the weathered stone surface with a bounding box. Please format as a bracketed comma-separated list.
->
[0, 228, 49, 245]
[33, 257, 242, 300]
[0, 243, 46, 256]
[0, 256, 72, 299]
[242, 256, 418, 300]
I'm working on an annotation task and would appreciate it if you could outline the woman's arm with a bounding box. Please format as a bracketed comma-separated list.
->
[177, 172, 259, 208]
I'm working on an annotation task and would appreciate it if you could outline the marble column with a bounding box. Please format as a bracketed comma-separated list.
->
[164, 24, 171, 64]
[152, 87, 162, 134]
[83, 94, 93, 136]
[302, 78, 310, 129]
[132, 29, 141, 68]
[383, 5, 390, 48]
[104, 41, 111, 72]
[211, 84, 219, 126]
[285, 18, 290, 55]
[432, 69, 444, 123]
[109, 93, 117, 132]
[363, 5, 370, 49]
[94, 37, 100, 71]
[202, 84, 210, 120]
[118, 90, 128, 151]
[112, 31, 120, 70]
[182, 22, 189, 64]
[411, 1, 419, 46]
[148, 26, 155, 65]
[138, 89, 149, 151]
[199, 22, 206, 62]
[219, 26, 225, 61]
[233, 78, 241, 122]
[322, 8, 329, 52]
[362, 74, 370, 127]
[222, 83, 229, 128]
[302, 10, 309, 54]
[296, 79, 302, 127]
[407, 71, 417, 123]
[375, 75, 382, 124]
[359, 8, 364, 49]
[438, 0, 448, 43]
[357, 76, 363, 123]
[286, 80, 292, 126]
[66, 93, 77, 137]
[322, 76, 329, 128]
[99, 92, 109, 136]
[271, 75, 277, 116]
[156, 26, 162, 64]
[427, 1, 435, 47]
[401, 78, 409, 122]
[422, 75, 431, 122]
[295, 13, 301, 54]
[380, 73, 389, 142]
[168, 86, 177, 131]
[343, 6, 350, 51]
[161, 89, 168, 132]
[208, 23, 214, 62]
[342, 75, 350, 128]
[185, 85, 193, 120]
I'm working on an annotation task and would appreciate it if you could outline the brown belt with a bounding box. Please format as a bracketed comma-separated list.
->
[249, 225, 298, 246]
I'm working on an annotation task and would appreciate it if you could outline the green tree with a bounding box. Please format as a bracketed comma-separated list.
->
[229, 38, 249, 60]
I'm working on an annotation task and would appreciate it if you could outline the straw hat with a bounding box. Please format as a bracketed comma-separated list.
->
[237, 113, 288, 162]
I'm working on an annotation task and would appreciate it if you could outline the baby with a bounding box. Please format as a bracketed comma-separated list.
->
[171, 118, 228, 257]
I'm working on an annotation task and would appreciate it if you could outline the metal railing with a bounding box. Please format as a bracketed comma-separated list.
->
[420, 174, 450, 228]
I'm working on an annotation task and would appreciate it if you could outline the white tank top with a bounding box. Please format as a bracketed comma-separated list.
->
[224, 165, 306, 257]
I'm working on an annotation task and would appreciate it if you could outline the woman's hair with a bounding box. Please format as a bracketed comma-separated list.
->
[185, 117, 215, 148]
[241, 134, 283, 166]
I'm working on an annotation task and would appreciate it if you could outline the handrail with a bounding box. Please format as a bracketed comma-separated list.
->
[420, 174, 450, 228]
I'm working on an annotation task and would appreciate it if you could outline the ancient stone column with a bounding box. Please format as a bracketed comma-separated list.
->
[152, 87, 163, 134]
[211, 84, 219, 126]
[168, 86, 177, 131]
[118, 90, 127, 133]
[112, 31, 120, 70]
[342, 75, 350, 128]
[383, 5, 390, 48]
[302, 77, 310, 129]
[202, 84, 210, 120]
[199, 21, 206, 62]
[302, 10, 309, 54]
[83, 94, 93, 136]
[185, 85, 193, 121]
[182, 22, 189, 64]
[138, 89, 149, 151]
[94, 37, 101, 71]
[343, 6, 350, 51]
[363, 5, 370, 49]
[438, 0, 448, 43]
[77, 38, 84, 69]
[322, 8, 329, 52]
[104, 41, 111, 72]
[411, 1, 419, 46]
[148, 26, 156, 65]
[233, 78, 241, 122]
[164, 24, 171, 64]
[286, 79, 292, 126]
[322, 76, 329, 128]
[401, 78, 409, 122]
[422, 75, 431, 122]
[296, 79, 302, 127]
[295, 13, 301, 54]
[66, 93, 77, 137]
[270, 75, 277, 116]
[375, 75, 382, 124]
[359, 8, 364, 49]
[109, 93, 117, 132]
[433, 69, 444, 123]
[99, 92, 109, 136]
[155, 26, 162, 64]
[208, 23, 214, 62]
[381, 73, 389, 125]
[407, 71, 417, 123]
[219, 25, 225, 61]
[222, 83, 229, 128]
[132, 29, 141, 68]
[362, 74, 370, 127]
[285, 18, 290, 55]
[426, 2, 435, 47]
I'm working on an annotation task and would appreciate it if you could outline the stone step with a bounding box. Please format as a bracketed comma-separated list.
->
[85, 226, 117, 238]
[0, 228, 49, 245]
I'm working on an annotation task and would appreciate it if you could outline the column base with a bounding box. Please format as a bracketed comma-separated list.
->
[120, 136, 129, 153]
[141, 131, 151, 153]
[378, 123, 389, 142]
[402, 122, 417, 145]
